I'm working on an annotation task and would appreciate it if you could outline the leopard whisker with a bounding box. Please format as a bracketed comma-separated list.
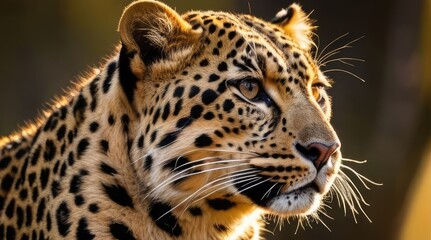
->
[261, 182, 279, 200]
[132, 142, 258, 164]
[159, 149, 258, 167]
[276, 184, 284, 195]
[317, 203, 334, 220]
[159, 155, 249, 175]
[325, 185, 334, 203]
[322, 68, 365, 82]
[185, 174, 260, 209]
[294, 216, 305, 234]
[335, 177, 359, 215]
[318, 50, 341, 66]
[233, 175, 263, 191]
[156, 172, 256, 221]
[154, 155, 223, 169]
[318, 35, 364, 65]
[341, 157, 368, 164]
[310, 31, 321, 60]
[316, 32, 349, 62]
[171, 164, 255, 187]
[304, 216, 313, 230]
[191, 176, 265, 207]
[320, 57, 365, 67]
[331, 180, 350, 216]
[134, 147, 257, 165]
[329, 184, 342, 210]
[334, 175, 367, 223]
[190, 175, 262, 205]
[174, 175, 261, 229]
[340, 164, 382, 190]
[175, 176, 260, 225]
[186, 169, 259, 201]
[148, 161, 250, 195]
[175, 148, 259, 157]
[235, 177, 272, 195]
[185, 177, 260, 214]
[324, 58, 355, 67]
[338, 59, 355, 66]
[259, 225, 274, 236]
[339, 171, 370, 206]
[320, 197, 333, 209]
[314, 211, 332, 232]
[144, 160, 251, 199]
[184, 168, 258, 201]
[175, 173, 260, 226]
[318, 47, 348, 66]
[276, 215, 285, 231]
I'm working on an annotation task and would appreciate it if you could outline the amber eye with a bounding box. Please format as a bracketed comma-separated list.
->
[239, 79, 260, 100]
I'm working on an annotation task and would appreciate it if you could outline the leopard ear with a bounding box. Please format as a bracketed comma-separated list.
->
[118, 0, 201, 65]
[271, 4, 315, 50]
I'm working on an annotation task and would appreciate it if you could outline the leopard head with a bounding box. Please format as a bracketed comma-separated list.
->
[118, 0, 341, 217]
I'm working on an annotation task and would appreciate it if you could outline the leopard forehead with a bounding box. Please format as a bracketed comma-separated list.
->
[148, 10, 322, 87]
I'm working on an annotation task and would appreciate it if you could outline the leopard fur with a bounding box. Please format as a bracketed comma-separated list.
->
[0, 1, 344, 239]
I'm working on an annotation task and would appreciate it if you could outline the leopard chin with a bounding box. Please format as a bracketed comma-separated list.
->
[267, 184, 322, 216]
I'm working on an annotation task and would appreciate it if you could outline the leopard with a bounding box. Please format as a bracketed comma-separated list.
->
[0, 0, 364, 239]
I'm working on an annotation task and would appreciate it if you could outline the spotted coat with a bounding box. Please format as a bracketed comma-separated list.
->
[0, 1, 344, 239]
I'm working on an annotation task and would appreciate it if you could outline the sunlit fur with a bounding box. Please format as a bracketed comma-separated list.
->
[0, 1, 379, 239]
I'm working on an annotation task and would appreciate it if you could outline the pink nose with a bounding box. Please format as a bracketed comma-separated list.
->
[295, 142, 340, 170]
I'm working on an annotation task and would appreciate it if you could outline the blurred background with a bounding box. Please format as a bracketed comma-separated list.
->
[0, 0, 429, 239]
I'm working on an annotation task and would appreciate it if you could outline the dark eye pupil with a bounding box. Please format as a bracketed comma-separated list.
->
[245, 82, 254, 91]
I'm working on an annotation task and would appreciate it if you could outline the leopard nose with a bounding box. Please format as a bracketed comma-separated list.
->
[295, 142, 340, 170]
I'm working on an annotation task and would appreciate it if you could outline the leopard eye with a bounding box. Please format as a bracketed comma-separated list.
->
[239, 78, 260, 100]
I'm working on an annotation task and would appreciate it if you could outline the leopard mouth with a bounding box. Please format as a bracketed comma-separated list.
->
[234, 174, 321, 213]
[285, 180, 319, 195]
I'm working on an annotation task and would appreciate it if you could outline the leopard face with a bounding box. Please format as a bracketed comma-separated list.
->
[120, 1, 341, 217]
